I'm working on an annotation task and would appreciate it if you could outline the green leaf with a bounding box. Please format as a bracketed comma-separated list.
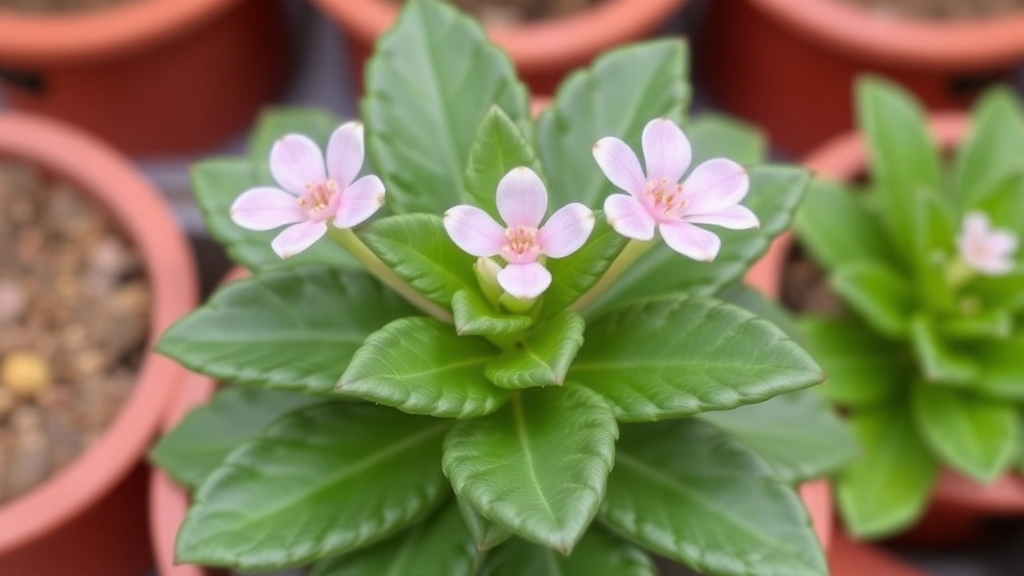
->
[150, 388, 322, 489]
[830, 261, 914, 338]
[192, 159, 356, 272]
[837, 405, 938, 539]
[248, 107, 341, 184]
[443, 386, 617, 553]
[975, 172, 1024, 238]
[968, 271, 1024, 313]
[978, 333, 1024, 400]
[482, 530, 655, 576]
[537, 39, 688, 209]
[910, 315, 977, 385]
[799, 316, 906, 407]
[452, 289, 534, 336]
[484, 311, 586, 389]
[955, 87, 1024, 208]
[571, 296, 824, 421]
[856, 76, 942, 265]
[686, 112, 766, 166]
[795, 180, 894, 273]
[456, 496, 511, 551]
[912, 383, 1018, 482]
[338, 317, 507, 419]
[466, 105, 545, 217]
[312, 501, 480, 576]
[362, 0, 529, 214]
[719, 283, 800, 340]
[158, 267, 413, 394]
[702, 389, 858, 483]
[177, 403, 450, 571]
[586, 165, 809, 315]
[601, 419, 826, 576]
[360, 214, 478, 308]
[540, 214, 629, 318]
[940, 309, 1012, 341]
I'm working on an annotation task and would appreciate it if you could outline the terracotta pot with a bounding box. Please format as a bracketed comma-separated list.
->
[700, 0, 1024, 155]
[0, 113, 197, 575]
[0, 0, 289, 155]
[801, 112, 1024, 544]
[309, 0, 687, 95]
[828, 530, 926, 576]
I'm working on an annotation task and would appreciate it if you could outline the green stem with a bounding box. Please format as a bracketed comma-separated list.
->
[329, 227, 453, 323]
[570, 239, 656, 314]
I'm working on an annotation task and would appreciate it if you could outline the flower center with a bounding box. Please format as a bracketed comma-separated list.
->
[298, 180, 338, 220]
[646, 178, 686, 218]
[501, 225, 541, 263]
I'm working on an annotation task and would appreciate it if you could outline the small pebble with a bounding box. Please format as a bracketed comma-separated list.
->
[0, 281, 26, 325]
[2, 352, 52, 399]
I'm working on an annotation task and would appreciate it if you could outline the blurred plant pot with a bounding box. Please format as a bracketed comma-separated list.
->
[0, 0, 289, 155]
[700, 0, 1024, 155]
[309, 0, 687, 95]
[0, 112, 197, 575]
[801, 111, 1024, 545]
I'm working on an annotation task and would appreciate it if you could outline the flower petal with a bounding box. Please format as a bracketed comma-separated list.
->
[496, 167, 547, 229]
[604, 194, 656, 240]
[537, 203, 595, 258]
[990, 230, 1019, 256]
[444, 205, 506, 257]
[497, 262, 552, 300]
[270, 221, 328, 259]
[683, 159, 749, 214]
[326, 121, 364, 187]
[686, 204, 759, 230]
[334, 175, 385, 229]
[270, 134, 327, 194]
[659, 221, 722, 262]
[963, 212, 991, 239]
[230, 187, 305, 231]
[642, 118, 691, 185]
[593, 137, 646, 196]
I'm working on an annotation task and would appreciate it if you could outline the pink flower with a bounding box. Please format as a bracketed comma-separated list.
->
[593, 118, 758, 262]
[230, 122, 385, 259]
[444, 167, 595, 300]
[957, 211, 1017, 276]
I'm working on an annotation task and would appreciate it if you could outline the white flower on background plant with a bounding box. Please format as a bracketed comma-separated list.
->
[593, 118, 758, 262]
[230, 122, 385, 259]
[444, 167, 594, 300]
[957, 211, 1018, 276]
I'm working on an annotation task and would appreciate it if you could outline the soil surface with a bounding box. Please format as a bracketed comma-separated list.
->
[836, 0, 1024, 21]
[781, 243, 845, 316]
[0, 159, 149, 505]
[390, 0, 607, 25]
[0, 0, 134, 14]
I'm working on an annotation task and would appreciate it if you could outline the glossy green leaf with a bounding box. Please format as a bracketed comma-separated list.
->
[312, 501, 479, 576]
[909, 185, 957, 311]
[719, 283, 800, 340]
[978, 333, 1024, 400]
[837, 405, 938, 539]
[702, 389, 858, 483]
[443, 386, 617, 553]
[830, 261, 914, 338]
[795, 180, 894, 273]
[248, 107, 341, 184]
[362, 0, 529, 214]
[912, 383, 1018, 482]
[150, 388, 323, 489]
[466, 105, 545, 217]
[799, 316, 906, 407]
[686, 112, 766, 167]
[537, 40, 688, 209]
[955, 87, 1024, 208]
[360, 214, 478, 308]
[456, 496, 511, 551]
[485, 311, 585, 389]
[482, 529, 655, 576]
[338, 317, 507, 419]
[540, 213, 628, 318]
[910, 315, 977, 385]
[177, 403, 450, 570]
[601, 419, 826, 576]
[571, 296, 824, 421]
[452, 289, 533, 336]
[158, 267, 413, 394]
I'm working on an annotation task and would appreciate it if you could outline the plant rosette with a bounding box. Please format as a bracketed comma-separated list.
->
[151, 1, 854, 575]
[796, 77, 1024, 542]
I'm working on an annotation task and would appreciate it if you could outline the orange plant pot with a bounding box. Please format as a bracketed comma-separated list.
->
[701, 0, 1024, 155]
[0, 0, 289, 155]
[309, 0, 687, 95]
[0, 113, 197, 575]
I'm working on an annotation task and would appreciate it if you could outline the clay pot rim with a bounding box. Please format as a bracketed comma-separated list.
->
[748, 0, 1024, 70]
[0, 0, 243, 65]
[308, 0, 687, 74]
[0, 112, 197, 553]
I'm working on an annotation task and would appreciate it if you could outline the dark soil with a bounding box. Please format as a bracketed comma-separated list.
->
[0, 0, 135, 14]
[391, 0, 607, 25]
[0, 159, 149, 505]
[836, 0, 1024, 21]
[781, 243, 845, 316]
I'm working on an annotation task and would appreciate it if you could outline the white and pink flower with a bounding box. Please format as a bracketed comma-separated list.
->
[444, 167, 594, 300]
[593, 118, 758, 262]
[230, 122, 385, 259]
[957, 211, 1018, 276]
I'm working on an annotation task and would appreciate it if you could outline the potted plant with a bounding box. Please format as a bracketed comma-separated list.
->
[792, 76, 1024, 543]
[0, 112, 197, 575]
[309, 0, 688, 94]
[700, 0, 1024, 154]
[0, 0, 289, 154]
[150, 1, 854, 574]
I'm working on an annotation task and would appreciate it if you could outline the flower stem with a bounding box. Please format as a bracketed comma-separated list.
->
[329, 227, 453, 323]
[570, 239, 656, 314]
